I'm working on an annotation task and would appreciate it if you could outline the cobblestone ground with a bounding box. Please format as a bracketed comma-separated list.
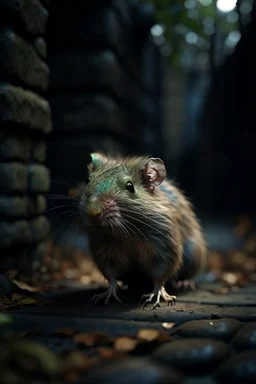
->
[2, 220, 256, 383]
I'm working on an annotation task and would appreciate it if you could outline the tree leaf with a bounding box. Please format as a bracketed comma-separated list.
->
[11, 279, 39, 292]
[113, 337, 138, 352]
[162, 322, 176, 330]
[73, 332, 111, 347]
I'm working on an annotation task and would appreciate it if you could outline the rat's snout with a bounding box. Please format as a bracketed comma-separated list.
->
[87, 197, 102, 219]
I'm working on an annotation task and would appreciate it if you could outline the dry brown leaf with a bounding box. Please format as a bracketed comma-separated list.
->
[0, 296, 12, 310]
[212, 287, 231, 295]
[113, 337, 138, 352]
[62, 351, 98, 383]
[137, 329, 160, 342]
[73, 332, 110, 347]
[162, 322, 176, 330]
[11, 279, 40, 292]
[11, 293, 38, 306]
[98, 347, 125, 360]
[51, 328, 76, 337]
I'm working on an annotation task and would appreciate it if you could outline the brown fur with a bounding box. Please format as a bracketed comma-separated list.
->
[78, 153, 207, 305]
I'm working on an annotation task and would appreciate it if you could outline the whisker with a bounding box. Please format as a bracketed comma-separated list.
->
[46, 194, 78, 201]
[46, 204, 78, 214]
[122, 218, 150, 244]
[55, 212, 77, 231]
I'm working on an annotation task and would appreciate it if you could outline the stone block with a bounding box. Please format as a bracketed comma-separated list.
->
[0, 163, 28, 193]
[0, 134, 31, 161]
[0, 220, 31, 247]
[0, 30, 49, 91]
[0, 0, 49, 36]
[30, 216, 51, 243]
[26, 195, 46, 216]
[31, 139, 46, 163]
[28, 164, 50, 192]
[49, 93, 125, 133]
[0, 84, 52, 133]
[30, 240, 50, 269]
[0, 196, 27, 219]
[48, 49, 142, 103]
[34, 37, 47, 59]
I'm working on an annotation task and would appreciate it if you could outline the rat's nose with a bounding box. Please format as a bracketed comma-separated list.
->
[87, 199, 102, 217]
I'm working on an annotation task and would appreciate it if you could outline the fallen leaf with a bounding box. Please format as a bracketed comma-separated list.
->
[162, 322, 176, 330]
[73, 332, 111, 347]
[51, 328, 76, 337]
[137, 329, 160, 342]
[11, 279, 39, 292]
[98, 347, 125, 360]
[211, 287, 231, 295]
[61, 352, 98, 383]
[113, 337, 138, 352]
[11, 294, 38, 306]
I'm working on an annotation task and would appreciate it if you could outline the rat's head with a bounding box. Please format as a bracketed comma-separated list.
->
[79, 152, 167, 235]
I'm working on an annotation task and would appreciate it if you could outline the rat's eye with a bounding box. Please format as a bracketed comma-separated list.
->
[86, 175, 91, 184]
[126, 181, 135, 193]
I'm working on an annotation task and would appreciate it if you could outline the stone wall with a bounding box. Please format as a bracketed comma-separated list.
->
[0, 0, 52, 274]
[45, 0, 156, 194]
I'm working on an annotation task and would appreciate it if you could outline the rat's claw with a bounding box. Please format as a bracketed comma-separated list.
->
[89, 279, 125, 305]
[142, 286, 176, 310]
[160, 287, 176, 305]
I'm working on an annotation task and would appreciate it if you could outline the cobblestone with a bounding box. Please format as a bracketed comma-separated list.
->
[7, 282, 256, 383]
[174, 318, 241, 341]
[216, 350, 256, 383]
[153, 339, 229, 374]
[85, 358, 183, 384]
[232, 322, 256, 350]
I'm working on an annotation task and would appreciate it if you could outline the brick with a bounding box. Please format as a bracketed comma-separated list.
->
[31, 139, 46, 162]
[0, 196, 27, 218]
[0, 0, 49, 36]
[26, 195, 46, 216]
[28, 164, 50, 192]
[0, 220, 31, 247]
[0, 30, 49, 91]
[0, 134, 31, 161]
[34, 37, 47, 59]
[30, 216, 50, 243]
[0, 163, 28, 193]
[0, 84, 52, 133]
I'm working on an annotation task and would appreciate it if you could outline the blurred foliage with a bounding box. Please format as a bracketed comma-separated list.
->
[143, 0, 240, 68]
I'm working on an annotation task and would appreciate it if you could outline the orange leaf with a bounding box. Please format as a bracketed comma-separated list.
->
[137, 329, 160, 342]
[162, 322, 176, 330]
[113, 337, 138, 352]
[73, 333, 110, 347]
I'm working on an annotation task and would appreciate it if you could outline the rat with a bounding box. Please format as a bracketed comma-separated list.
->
[78, 152, 207, 310]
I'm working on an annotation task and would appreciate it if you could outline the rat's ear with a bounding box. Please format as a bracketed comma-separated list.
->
[88, 152, 108, 172]
[143, 157, 166, 190]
